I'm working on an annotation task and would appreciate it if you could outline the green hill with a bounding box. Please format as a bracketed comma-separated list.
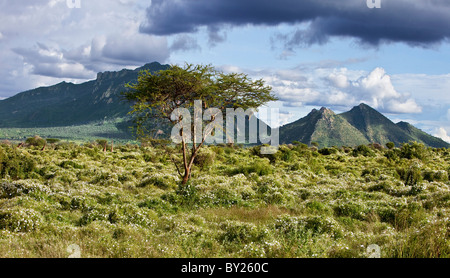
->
[0, 62, 169, 128]
[279, 104, 449, 148]
[340, 103, 413, 146]
[279, 107, 369, 147]
[396, 121, 449, 148]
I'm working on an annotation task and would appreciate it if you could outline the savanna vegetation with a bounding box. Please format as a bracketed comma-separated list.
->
[0, 139, 448, 258]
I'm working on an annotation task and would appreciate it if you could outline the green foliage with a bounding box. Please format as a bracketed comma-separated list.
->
[352, 145, 375, 157]
[397, 162, 423, 187]
[0, 140, 448, 258]
[230, 158, 273, 176]
[123, 63, 277, 185]
[399, 142, 429, 160]
[193, 149, 216, 169]
[386, 142, 395, 149]
[318, 147, 338, 156]
[25, 136, 46, 148]
[0, 147, 36, 180]
[0, 208, 43, 232]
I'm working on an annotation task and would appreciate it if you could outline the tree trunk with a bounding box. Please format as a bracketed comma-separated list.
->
[182, 168, 190, 185]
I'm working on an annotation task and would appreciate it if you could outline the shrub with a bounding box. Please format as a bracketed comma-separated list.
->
[0, 208, 43, 232]
[369, 143, 384, 151]
[0, 147, 37, 180]
[304, 216, 336, 235]
[230, 159, 273, 176]
[386, 142, 395, 149]
[250, 145, 280, 163]
[399, 142, 429, 160]
[107, 204, 157, 227]
[25, 136, 46, 148]
[318, 147, 338, 156]
[194, 149, 216, 169]
[138, 198, 179, 214]
[306, 200, 331, 213]
[78, 207, 109, 226]
[423, 170, 448, 182]
[352, 145, 375, 157]
[219, 220, 268, 244]
[333, 202, 367, 221]
[0, 180, 50, 199]
[138, 174, 178, 190]
[175, 183, 200, 207]
[397, 162, 423, 187]
[59, 160, 85, 169]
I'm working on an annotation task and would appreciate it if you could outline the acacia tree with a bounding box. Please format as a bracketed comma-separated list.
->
[124, 63, 277, 185]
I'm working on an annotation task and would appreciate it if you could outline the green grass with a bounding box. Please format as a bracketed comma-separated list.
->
[0, 118, 136, 145]
[0, 141, 448, 258]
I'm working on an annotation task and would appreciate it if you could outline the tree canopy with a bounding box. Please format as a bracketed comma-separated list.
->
[123, 63, 277, 184]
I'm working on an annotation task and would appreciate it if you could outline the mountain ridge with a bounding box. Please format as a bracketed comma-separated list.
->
[0, 62, 169, 128]
[280, 103, 449, 148]
[0, 62, 447, 148]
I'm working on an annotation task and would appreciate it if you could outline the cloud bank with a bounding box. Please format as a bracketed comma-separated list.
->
[140, 0, 450, 47]
[258, 66, 422, 114]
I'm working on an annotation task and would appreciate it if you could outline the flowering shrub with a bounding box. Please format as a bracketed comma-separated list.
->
[0, 208, 43, 232]
[0, 141, 447, 258]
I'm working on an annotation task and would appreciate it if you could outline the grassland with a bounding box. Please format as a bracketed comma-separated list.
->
[0, 118, 135, 145]
[0, 140, 448, 258]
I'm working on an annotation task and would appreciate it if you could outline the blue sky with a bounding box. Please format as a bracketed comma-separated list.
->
[0, 0, 449, 142]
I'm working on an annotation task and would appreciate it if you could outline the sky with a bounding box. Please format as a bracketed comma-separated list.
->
[0, 0, 449, 142]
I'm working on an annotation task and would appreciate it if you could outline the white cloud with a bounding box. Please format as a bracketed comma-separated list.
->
[258, 65, 422, 114]
[327, 73, 349, 88]
[349, 67, 422, 114]
[0, 0, 171, 96]
[434, 127, 450, 143]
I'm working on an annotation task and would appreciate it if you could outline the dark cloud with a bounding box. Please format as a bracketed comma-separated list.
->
[139, 0, 450, 47]
[170, 34, 201, 52]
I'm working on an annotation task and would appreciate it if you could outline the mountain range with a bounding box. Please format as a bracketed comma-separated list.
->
[279, 104, 449, 148]
[0, 61, 448, 149]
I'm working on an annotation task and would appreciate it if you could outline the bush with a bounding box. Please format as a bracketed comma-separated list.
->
[194, 149, 216, 169]
[0, 208, 43, 232]
[399, 142, 429, 160]
[219, 220, 268, 244]
[397, 163, 423, 187]
[386, 142, 395, 149]
[25, 136, 46, 148]
[423, 170, 448, 182]
[138, 174, 178, 190]
[334, 202, 367, 221]
[352, 145, 375, 157]
[107, 204, 157, 226]
[250, 145, 280, 163]
[0, 147, 37, 180]
[60, 160, 85, 169]
[318, 147, 338, 156]
[230, 159, 273, 176]
[0, 180, 50, 199]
